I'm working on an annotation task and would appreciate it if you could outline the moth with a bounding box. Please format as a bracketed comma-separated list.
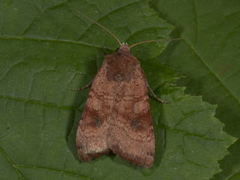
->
[75, 14, 166, 168]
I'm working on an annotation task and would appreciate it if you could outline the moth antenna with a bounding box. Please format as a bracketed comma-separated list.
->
[129, 38, 182, 49]
[74, 11, 122, 46]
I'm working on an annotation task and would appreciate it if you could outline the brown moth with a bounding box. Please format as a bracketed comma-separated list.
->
[75, 14, 165, 168]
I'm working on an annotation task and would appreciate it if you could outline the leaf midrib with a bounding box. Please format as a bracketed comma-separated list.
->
[0, 35, 112, 50]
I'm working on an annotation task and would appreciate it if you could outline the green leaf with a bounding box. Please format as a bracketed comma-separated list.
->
[0, 0, 235, 180]
[151, 0, 240, 179]
[228, 171, 240, 180]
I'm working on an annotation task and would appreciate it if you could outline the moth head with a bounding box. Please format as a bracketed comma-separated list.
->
[118, 42, 130, 53]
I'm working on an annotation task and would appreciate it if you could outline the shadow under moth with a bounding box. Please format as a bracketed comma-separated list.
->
[75, 13, 168, 168]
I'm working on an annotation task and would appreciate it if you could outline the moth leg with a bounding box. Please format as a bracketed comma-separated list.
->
[147, 83, 168, 104]
[71, 81, 92, 91]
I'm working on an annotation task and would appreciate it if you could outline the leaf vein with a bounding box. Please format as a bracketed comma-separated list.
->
[183, 39, 240, 106]
[161, 123, 225, 142]
[0, 95, 75, 110]
[15, 164, 93, 180]
[0, 35, 112, 50]
[74, 0, 142, 41]
[191, 0, 198, 44]
[0, 146, 27, 180]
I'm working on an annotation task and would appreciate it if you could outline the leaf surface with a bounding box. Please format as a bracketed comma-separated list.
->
[151, 0, 240, 179]
[0, 0, 235, 179]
